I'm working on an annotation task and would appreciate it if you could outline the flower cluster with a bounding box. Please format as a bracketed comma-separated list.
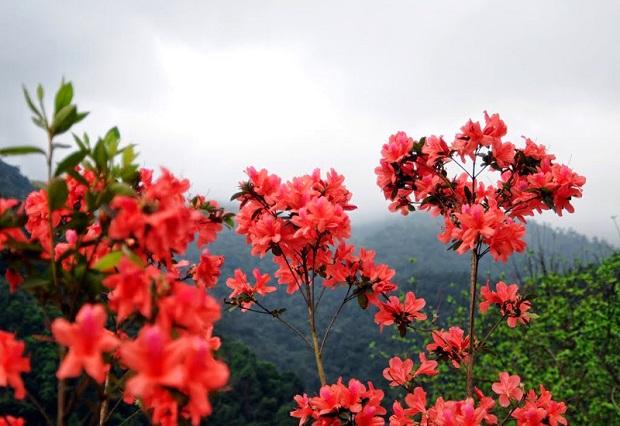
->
[291, 378, 387, 425]
[480, 281, 532, 328]
[375, 113, 585, 262]
[390, 386, 497, 426]
[374, 292, 427, 335]
[512, 385, 567, 426]
[388, 371, 566, 426]
[382, 354, 438, 388]
[226, 268, 276, 310]
[0, 84, 232, 425]
[229, 167, 412, 328]
[0, 416, 25, 426]
[426, 327, 471, 369]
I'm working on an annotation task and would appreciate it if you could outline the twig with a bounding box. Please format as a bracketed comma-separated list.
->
[319, 285, 352, 353]
[26, 390, 53, 426]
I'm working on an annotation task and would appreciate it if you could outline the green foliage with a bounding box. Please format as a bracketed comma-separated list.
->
[411, 254, 620, 424]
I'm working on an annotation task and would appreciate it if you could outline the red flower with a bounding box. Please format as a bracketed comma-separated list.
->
[0, 331, 31, 400]
[492, 372, 523, 407]
[157, 282, 221, 336]
[383, 353, 437, 387]
[120, 325, 186, 401]
[179, 336, 229, 422]
[480, 281, 531, 328]
[0, 416, 25, 426]
[512, 385, 567, 426]
[292, 378, 386, 425]
[226, 268, 276, 310]
[4, 269, 23, 294]
[52, 304, 119, 383]
[382, 132, 414, 163]
[455, 204, 499, 253]
[422, 135, 450, 166]
[25, 189, 60, 255]
[103, 259, 160, 323]
[426, 327, 470, 368]
[383, 356, 414, 387]
[0, 198, 26, 251]
[193, 249, 224, 288]
[292, 196, 350, 241]
[374, 292, 427, 331]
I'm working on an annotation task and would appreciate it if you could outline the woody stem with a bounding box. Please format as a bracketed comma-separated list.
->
[466, 247, 480, 396]
[309, 304, 327, 386]
[45, 129, 66, 426]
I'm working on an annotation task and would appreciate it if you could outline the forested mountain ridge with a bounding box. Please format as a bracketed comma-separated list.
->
[0, 159, 34, 198]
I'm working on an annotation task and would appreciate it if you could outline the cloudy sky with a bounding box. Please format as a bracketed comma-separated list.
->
[1, 1, 618, 243]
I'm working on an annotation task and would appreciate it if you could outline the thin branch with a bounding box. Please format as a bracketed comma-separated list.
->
[117, 408, 142, 426]
[319, 285, 352, 353]
[253, 300, 313, 348]
[476, 314, 507, 350]
[26, 390, 53, 426]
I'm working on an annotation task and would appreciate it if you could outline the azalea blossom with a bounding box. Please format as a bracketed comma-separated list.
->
[383, 353, 438, 387]
[291, 378, 387, 425]
[480, 281, 531, 328]
[426, 327, 470, 368]
[492, 371, 524, 407]
[374, 292, 427, 333]
[52, 304, 119, 383]
[0, 331, 30, 400]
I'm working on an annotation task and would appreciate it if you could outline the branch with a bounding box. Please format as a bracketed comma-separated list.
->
[253, 300, 313, 349]
[319, 285, 352, 353]
[26, 390, 53, 426]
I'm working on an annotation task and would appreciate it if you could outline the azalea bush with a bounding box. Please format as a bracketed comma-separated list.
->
[0, 82, 233, 425]
[282, 113, 582, 424]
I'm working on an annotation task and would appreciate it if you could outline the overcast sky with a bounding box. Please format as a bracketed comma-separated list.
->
[1, 1, 619, 243]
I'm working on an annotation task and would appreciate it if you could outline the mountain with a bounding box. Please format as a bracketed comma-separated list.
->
[206, 213, 614, 390]
[0, 159, 34, 199]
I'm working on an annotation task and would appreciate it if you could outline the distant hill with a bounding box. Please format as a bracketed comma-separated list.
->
[206, 213, 614, 389]
[0, 159, 34, 199]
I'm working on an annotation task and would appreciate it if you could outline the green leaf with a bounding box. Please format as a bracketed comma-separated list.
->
[51, 104, 77, 134]
[31, 116, 47, 129]
[93, 138, 108, 171]
[54, 150, 87, 176]
[66, 168, 89, 186]
[47, 178, 68, 211]
[72, 133, 87, 151]
[105, 127, 121, 143]
[121, 246, 145, 267]
[0, 145, 46, 157]
[230, 191, 244, 201]
[121, 145, 136, 168]
[357, 293, 369, 309]
[20, 276, 51, 291]
[108, 182, 135, 197]
[223, 214, 235, 229]
[22, 85, 42, 118]
[36, 84, 44, 102]
[93, 251, 123, 271]
[54, 82, 73, 115]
